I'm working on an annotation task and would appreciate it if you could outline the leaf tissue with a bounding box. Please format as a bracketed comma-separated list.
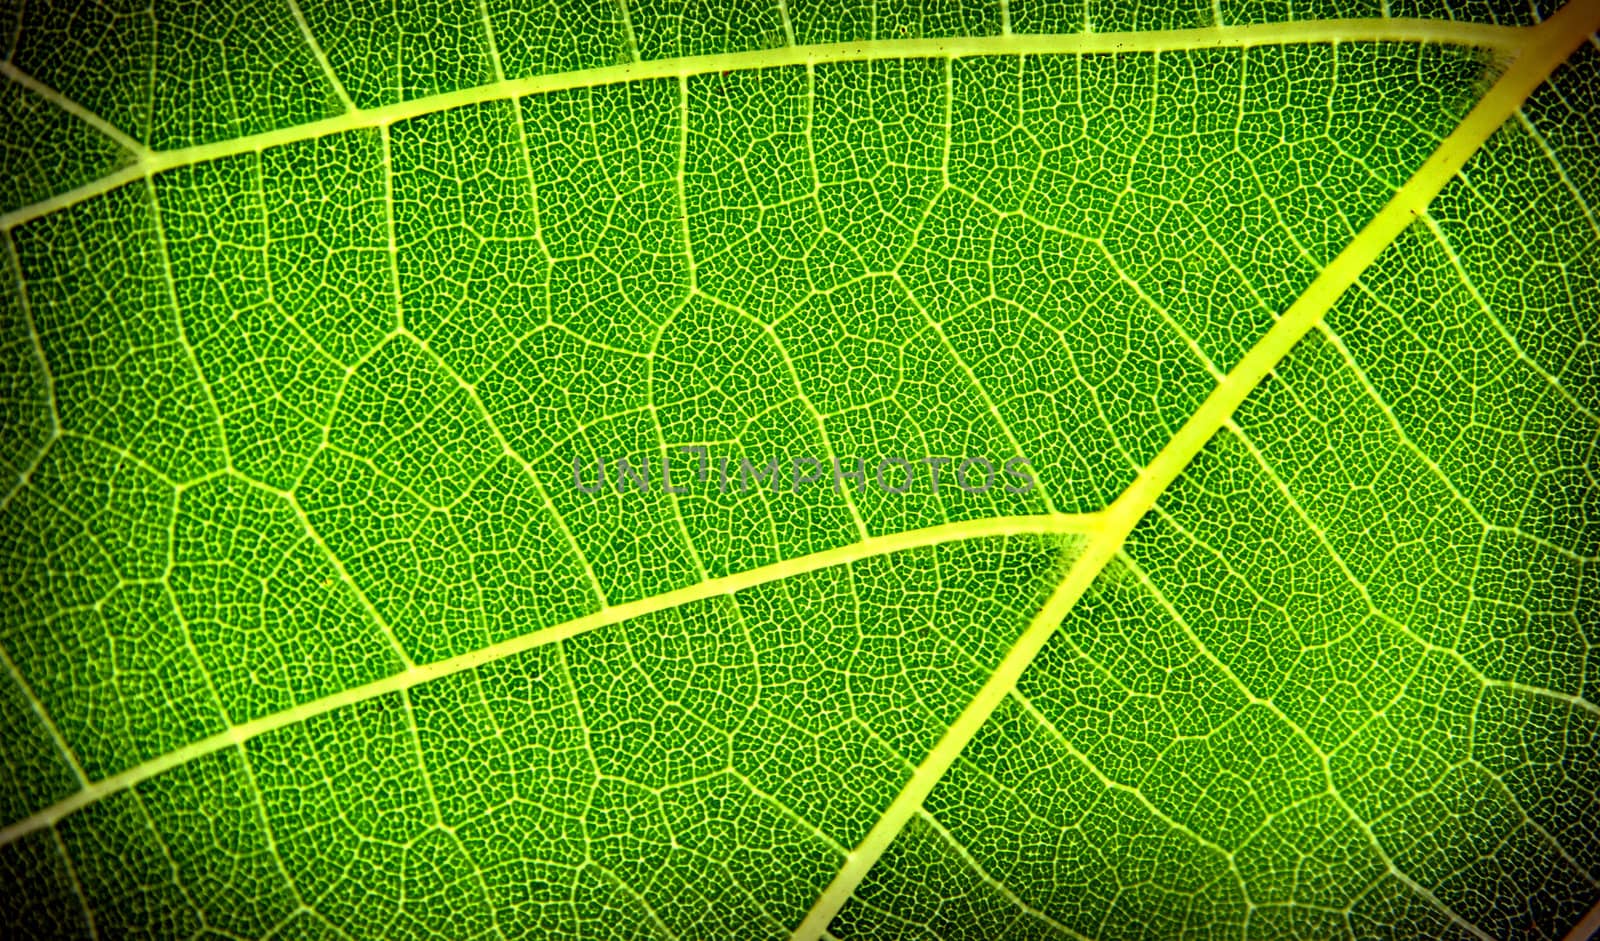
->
[1, 0, 1598, 938]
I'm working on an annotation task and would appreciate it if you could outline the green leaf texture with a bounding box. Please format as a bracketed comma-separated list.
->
[1, 1, 1596, 938]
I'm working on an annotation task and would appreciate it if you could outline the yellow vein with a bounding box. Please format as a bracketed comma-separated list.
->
[285, 0, 357, 114]
[790, 0, 1600, 934]
[0, 18, 1526, 234]
[0, 61, 151, 160]
[0, 640, 86, 787]
[0, 511, 1101, 847]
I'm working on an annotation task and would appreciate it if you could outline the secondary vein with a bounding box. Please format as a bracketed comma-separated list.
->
[790, 0, 1600, 935]
[0, 511, 1100, 848]
[0, 18, 1527, 234]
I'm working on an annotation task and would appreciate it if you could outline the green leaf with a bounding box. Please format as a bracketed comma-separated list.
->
[1, 1, 1596, 939]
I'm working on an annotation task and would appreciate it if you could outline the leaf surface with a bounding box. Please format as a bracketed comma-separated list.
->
[1, 1, 1596, 938]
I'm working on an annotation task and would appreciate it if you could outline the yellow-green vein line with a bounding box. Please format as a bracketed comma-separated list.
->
[0, 510, 1100, 847]
[790, 1, 1600, 934]
[0, 18, 1527, 233]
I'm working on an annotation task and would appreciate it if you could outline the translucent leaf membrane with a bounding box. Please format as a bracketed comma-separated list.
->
[0, 41, 1481, 795]
[0, 0, 1550, 168]
[4, 535, 1078, 939]
[1, 0, 1595, 936]
[0, 80, 133, 215]
[7, 0, 342, 153]
[833, 39, 1600, 941]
